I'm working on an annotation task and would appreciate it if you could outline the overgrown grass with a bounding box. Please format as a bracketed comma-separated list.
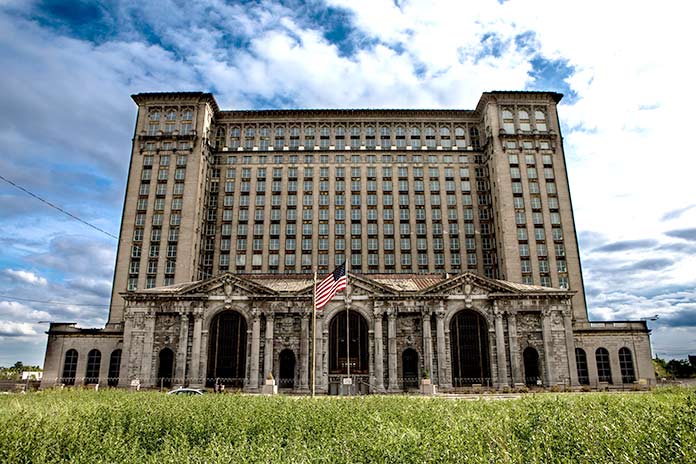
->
[1, 389, 695, 463]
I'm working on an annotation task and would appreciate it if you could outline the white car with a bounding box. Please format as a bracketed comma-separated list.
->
[166, 387, 204, 396]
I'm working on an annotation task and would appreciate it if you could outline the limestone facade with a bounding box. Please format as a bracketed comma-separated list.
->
[41, 272, 654, 391]
[41, 91, 655, 392]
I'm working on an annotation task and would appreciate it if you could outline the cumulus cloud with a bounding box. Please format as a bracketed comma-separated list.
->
[2, 269, 47, 286]
[0, 321, 37, 337]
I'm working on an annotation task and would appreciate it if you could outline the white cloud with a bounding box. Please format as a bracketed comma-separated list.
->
[0, 301, 51, 321]
[2, 269, 47, 286]
[0, 321, 37, 337]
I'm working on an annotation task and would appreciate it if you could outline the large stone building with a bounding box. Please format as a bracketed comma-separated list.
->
[41, 91, 654, 393]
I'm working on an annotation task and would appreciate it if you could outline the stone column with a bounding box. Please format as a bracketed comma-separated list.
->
[435, 306, 449, 388]
[314, 314, 324, 393]
[139, 311, 157, 387]
[264, 313, 274, 379]
[248, 309, 261, 390]
[189, 309, 204, 387]
[494, 304, 509, 388]
[422, 307, 433, 380]
[541, 308, 555, 386]
[507, 310, 522, 385]
[175, 310, 189, 384]
[562, 302, 579, 387]
[299, 312, 309, 390]
[373, 304, 385, 392]
[387, 307, 399, 391]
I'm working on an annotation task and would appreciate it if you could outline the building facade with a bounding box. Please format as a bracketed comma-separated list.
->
[41, 91, 654, 392]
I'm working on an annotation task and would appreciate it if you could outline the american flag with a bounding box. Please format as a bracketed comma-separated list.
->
[315, 263, 347, 310]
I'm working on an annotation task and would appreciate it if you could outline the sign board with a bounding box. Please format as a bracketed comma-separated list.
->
[342, 377, 353, 385]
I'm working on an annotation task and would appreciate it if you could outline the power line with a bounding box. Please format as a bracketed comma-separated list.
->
[0, 174, 118, 240]
[0, 294, 113, 308]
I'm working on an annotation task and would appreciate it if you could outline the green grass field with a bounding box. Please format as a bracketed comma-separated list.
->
[1, 389, 694, 463]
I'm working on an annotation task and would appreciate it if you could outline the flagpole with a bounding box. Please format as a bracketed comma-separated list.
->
[346, 274, 350, 395]
[311, 270, 317, 398]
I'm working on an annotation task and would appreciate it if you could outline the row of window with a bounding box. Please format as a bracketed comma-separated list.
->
[215, 153, 479, 165]
[220, 165, 481, 179]
[147, 122, 194, 136]
[60, 349, 121, 386]
[148, 108, 193, 121]
[576, 347, 636, 384]
[501, 108, 549, 134]
[141, 141, 191, 151]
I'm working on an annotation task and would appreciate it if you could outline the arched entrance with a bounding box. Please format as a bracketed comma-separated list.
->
[402, 348, 419, 390]
[278, 349, 296, 389]
[450, 309, 491, 386]
[207, 310, 247, 387]
[158, 348, 174, 388]
[329, 310, 369, 375]
[523, 347, 540, 386]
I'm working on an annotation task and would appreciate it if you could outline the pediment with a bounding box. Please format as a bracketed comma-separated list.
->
[347, 274, 399, 296]
[418, 272, 515, 296]
[179, 273, 278, 297]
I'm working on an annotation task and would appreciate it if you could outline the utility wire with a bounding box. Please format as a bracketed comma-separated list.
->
[0, 174, 118, 240]
[0, 294, 112, 308]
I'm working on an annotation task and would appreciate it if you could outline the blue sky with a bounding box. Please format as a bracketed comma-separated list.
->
[1, 0, 694, 366]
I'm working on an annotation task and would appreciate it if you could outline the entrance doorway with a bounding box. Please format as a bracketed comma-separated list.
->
[402, 348, 419, 390]
[279, 349, 296, 389]
[207, 310, 247, 387]
[523, 347, 540, 386]
[450, 309, 491, 386]
[158, 348, 174, 388]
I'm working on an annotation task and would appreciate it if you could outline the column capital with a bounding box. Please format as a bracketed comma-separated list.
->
[373, 301, 385, 317]
[386, 307, 397, 319]
[435, 309, 446, 320]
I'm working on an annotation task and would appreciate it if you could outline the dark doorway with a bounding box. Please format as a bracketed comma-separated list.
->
[329, 310, 369, 374]
[158, 348, 174, 388]
[402, 348, 419, 390]
[523, 347, 540, 386]
[279, 349, 296, 389]
[207, 310, 248, 387]
[450, 310, 491, 386]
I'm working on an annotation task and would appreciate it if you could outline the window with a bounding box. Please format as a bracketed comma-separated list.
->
[595, 348, 612, 383]
[535, 110, 547, 132]
[502, 109, 515, 134]
[575, 348, 590, 385]
[618, 347, 637, 384]
[61, 349, 78, 385]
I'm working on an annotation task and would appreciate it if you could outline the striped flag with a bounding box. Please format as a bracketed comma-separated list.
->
[315, 263, 347, 310]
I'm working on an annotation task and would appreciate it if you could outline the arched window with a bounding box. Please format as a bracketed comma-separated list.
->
[575, 348, 589, 385]
[108, 349, 122, 387]
[619, 347, 636, 383]
[450, 309, 491, 386]
[455, 127, 466, 148]
[182, 109, 193, 120]
[166, 109, 177, 121]
[595, 347, 612, 383]
[149, 110, 160, 121]
[410, 127, 421, 149]
[85, 349, 101, 385]
[62, 349, 78, 385]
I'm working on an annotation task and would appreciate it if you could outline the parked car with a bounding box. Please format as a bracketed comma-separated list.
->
[166, 387, 204, 395]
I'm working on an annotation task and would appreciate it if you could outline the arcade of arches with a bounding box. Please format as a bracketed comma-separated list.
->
[41, 272, 655, 392]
